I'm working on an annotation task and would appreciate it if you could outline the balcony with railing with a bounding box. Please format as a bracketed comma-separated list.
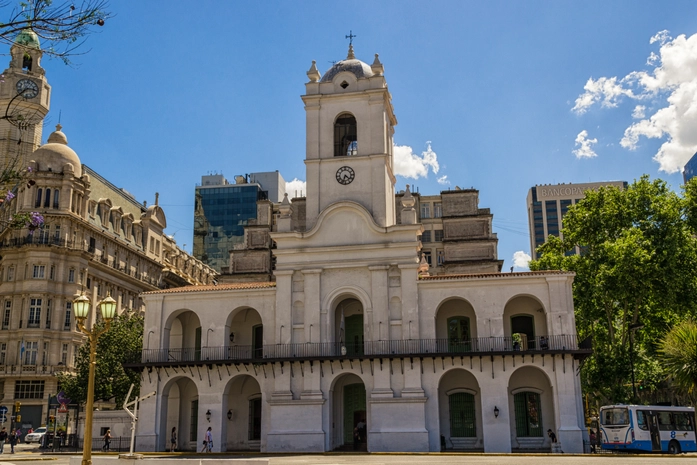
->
[132, 334, 591, 368]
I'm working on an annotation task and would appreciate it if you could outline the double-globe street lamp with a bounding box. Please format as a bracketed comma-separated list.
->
[73, 291, 117, 465]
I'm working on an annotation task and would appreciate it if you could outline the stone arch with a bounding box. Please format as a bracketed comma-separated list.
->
[329, 372, 367, 451]
[507, 365, 555, 450]
[503, 295, 547, 350]
[438, 368, 483, 450]
[163, 309, 201, 361]
[334, 112, 358, 157]
[221, 374, 263, 451]
[224, 306, 263, 360]
[159, 376, 198, 452]
[435, 298, 478, 353]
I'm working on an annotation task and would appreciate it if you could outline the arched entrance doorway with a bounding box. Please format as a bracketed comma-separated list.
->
[331, 373, 366, 450]
[158, 377, 198, 451]
[165, 310, 202, 361]
[222, 375, 262, 451]
[508, 366, 555, 451]
[438, 368, 482, 450]
[225, 307, 263, 360]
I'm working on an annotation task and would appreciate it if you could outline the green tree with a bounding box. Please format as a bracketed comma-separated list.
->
[530, 176, 697, 403]
[57, 311, 143, 407]
[659, 319, 697, 396]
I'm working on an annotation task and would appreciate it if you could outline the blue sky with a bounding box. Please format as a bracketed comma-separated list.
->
[27, 1, 697, 269]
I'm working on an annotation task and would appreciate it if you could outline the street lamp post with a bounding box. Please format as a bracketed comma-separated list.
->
[73, 292, 117, 465]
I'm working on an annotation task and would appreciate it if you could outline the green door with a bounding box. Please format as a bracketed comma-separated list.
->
[449, 392, 476, 437]
[343, 383, 366, 445]
[345, 315, 364, 356]
[514, 392, 543, 437]
[447, 317, 471, 352]
[194, 327, 201, 361]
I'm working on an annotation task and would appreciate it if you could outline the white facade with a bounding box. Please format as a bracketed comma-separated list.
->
[135, 45, 588, 454]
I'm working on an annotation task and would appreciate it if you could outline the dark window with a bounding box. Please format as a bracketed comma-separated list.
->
[422, 231, 431, 243]
[53, 189, 60, 208]
[334, 114, 357, 157]
[14, 380, 44, 399]
[189, 399, 198, 442]
[434, 230, 443, 242]
[35, 188, 42, 208]
[44, 188, 51, 208]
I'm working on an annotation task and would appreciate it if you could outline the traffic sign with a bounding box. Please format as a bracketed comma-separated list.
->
[0, 406, 7, 415]
[0, 415, 6, 423]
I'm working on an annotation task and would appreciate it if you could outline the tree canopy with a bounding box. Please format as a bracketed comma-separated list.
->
[659, 319, 697, 399]
[530, 176, 697, 403]
[57, 311, 143, 407]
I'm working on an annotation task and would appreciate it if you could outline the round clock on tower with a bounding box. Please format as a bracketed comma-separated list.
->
[0, 28, 51, 168]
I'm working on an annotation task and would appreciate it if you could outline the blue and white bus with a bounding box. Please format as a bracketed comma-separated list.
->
[600, 404, 696, 454]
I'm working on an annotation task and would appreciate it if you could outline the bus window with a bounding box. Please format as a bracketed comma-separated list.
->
[636, 410, 648, 430]
[601, 408, 629, 426]
[657, 411, 673, 431]
[675, 412, 694, 432]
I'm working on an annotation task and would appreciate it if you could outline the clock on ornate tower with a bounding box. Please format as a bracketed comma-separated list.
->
[16, 79, 39, 99]
[335, 166, 355, 185]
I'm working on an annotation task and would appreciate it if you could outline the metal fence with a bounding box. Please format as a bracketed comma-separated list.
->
[141, 334, 585, 364]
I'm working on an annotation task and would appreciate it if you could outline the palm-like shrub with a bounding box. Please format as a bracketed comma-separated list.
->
[659, 320, 697, 394]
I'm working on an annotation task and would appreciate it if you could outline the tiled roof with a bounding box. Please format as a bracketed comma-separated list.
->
[419, 270, 573, 281]
[142, 282, 276, 295]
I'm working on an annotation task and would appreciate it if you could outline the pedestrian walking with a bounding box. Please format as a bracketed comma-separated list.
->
[200, 427, 212, 453]
[589, 429, 597, 453]
[102, 429, 111, 451]
[170, 427, 177, 452]
[0, 427, 7, 453]
[8, 429, 17, 454]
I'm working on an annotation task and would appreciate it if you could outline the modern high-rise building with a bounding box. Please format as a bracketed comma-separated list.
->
[684, 152, 697, 184]
[527, 181, 627, 259]
[193, 172, 285, 272]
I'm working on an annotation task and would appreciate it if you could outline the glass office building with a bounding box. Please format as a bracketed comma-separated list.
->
[194, 172, 284, 272]
[684, 152, 697, 184]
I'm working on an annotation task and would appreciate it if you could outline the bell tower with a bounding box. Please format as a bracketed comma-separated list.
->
[302, 44, 397, 229]
[0, 28, 51, 169]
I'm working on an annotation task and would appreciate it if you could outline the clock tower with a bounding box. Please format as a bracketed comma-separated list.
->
[0, 28, 51, 169]
[302, 44, 397, 229]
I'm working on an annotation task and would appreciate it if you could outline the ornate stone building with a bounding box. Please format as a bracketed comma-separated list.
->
[0, 32, 216, 432]
[134, 45, 589, 454]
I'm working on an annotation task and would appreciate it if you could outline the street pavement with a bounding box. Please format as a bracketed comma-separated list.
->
[0, 445, 695, 465]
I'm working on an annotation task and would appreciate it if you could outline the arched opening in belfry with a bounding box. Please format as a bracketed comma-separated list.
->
[334, 113, 357, 157]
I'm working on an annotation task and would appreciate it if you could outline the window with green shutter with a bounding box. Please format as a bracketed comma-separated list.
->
[514, 392, 543, 437]
[449, 392, 476, 437]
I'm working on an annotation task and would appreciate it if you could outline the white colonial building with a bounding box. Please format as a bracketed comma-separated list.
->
[133, 44, 589, 453]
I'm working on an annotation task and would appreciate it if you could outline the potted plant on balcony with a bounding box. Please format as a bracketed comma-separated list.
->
[512, 333, 522, 351]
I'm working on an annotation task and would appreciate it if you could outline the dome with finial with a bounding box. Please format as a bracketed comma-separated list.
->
[31, 124, 81, 172]
[14, 28, 40, 49]
[320, 44, 375, 83]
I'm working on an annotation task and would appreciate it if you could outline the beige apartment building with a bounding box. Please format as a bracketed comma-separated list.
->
[527, 181, 627, 259]
[0, 30, 216, 433]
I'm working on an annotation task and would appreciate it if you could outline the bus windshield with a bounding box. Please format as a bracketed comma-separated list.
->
[601, 407, 629, 426]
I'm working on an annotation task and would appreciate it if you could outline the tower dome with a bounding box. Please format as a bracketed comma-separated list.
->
[31, 124, 81, 172]
[14, 28, 40, 49]
[320, 44, 374, 82]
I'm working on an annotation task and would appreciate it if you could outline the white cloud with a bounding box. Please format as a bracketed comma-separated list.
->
[285, 178, 306, 198]
[572, 130, 598, 159]
[512, 251, 531, 270]
[394, 142, 440, 179]
[573, 30, 697, 173]
[437, 175, 450, 185]
[632, 105, 646, 119]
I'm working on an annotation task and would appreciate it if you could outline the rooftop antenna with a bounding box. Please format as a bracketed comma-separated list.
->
[58, 110, 61, 124]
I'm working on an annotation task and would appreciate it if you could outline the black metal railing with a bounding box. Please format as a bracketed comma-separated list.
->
[41, 434, 134, 453]
[140, 334, 586, 364]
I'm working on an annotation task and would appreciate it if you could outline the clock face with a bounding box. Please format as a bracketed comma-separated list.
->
[16, 79, 38, 99]
[336, 166, 355, 185]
